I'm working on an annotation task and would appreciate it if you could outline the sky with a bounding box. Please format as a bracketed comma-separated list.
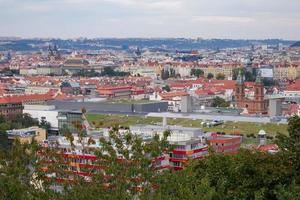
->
[0, 0, 299, 40]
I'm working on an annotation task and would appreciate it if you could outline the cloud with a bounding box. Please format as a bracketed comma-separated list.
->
[192, 16, 254, 23]
[0, 0, 299, 39]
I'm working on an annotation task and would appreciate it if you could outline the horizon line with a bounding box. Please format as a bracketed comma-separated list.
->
[0, 36, 298, 41]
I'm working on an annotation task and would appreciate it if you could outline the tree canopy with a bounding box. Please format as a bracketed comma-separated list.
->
[211, 96, 230, 107]
[1, 115, 300, 199]
[191, 68, 204, 78]
[216, 73, 225, 80]
[207, 73, 214, 80]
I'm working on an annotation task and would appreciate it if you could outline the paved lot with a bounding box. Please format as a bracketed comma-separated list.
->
[147, 112, 288, 124]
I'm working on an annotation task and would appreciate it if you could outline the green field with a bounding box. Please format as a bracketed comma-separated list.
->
[86, 113, 289, 136]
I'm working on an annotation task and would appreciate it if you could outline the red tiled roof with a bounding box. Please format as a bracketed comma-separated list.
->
[0, 92, 53, 104]
[97, 86, 132, 91]
[244, 82, 255, 88]
[286, 78, 300, 91]
[257, 144, 279, 152]
[195, 89, 215, 95]
[160, 91, 189, 100]
[131, 87, 145, 95]
[205, 80, 236, 90]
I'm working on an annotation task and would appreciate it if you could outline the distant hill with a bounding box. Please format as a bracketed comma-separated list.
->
[0, 38, 296, 51]
[291, 41, 300, 47]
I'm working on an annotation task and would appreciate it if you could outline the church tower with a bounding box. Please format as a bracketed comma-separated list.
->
[235, 70, 245, 108]
[254, 72, 265, 113]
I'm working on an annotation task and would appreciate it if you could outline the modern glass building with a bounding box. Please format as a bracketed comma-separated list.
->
[57, 111, 84, 134]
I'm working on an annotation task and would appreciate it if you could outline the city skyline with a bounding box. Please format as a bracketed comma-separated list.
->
[0, 0, 299, 40]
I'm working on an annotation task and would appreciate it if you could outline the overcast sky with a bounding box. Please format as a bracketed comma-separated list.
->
[0, 0, 299, 39]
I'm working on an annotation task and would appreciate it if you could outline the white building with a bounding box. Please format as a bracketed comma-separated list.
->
[23, 104, 59, 130]
[130, 124, 205, 143]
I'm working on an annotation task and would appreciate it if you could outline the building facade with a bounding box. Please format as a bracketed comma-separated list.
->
[235, 71, 268, 114]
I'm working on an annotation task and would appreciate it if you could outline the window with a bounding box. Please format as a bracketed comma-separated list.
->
[175, 145, 186, 150]
[191, 143, 198, 149]
[172, 154, 186, 159]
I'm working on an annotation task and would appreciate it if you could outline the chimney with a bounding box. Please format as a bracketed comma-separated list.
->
[163, 117, 167, 126]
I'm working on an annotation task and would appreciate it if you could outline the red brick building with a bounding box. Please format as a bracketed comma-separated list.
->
[208, 133, 242, 154]
[97, 86, 132, 99]
[0, 93, 53, 119]
[235, 71, 268, 114]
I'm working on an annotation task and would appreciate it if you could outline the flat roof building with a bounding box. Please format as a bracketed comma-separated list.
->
[7, 126, 46, 144]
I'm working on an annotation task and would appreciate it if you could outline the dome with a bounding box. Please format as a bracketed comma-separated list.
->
[258, 129, 266, 135]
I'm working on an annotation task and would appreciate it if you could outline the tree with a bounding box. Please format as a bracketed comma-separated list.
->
[81, 107, 87, 114]
[276, 116, 300, 183]
[191, 68, 204, 78]
[245, 71, 255, 82]
[211, 96, 230, 107]
[0, 140, 59, 199]
[0, 130, 9, 151]
[55, 127, 171, 199]
[162, 85, 171, 92]
[233, 68, 255, 81]
[59, 124, 71, 136]
[2, 115, 300, 199]
[153, 165, 220, 200]
[169, 68, 176, 78]
[186, 149, 295, 200]
[161, 69, 170, 80]
[216, 73, 225, 80]
[232, 68, 243, 80]
[101, 67, 130, 77]
[73, 69, 101, 77]
[207, 73, 214, 80]
[10, 113, 39, 129]
[39, 117, 51, 131]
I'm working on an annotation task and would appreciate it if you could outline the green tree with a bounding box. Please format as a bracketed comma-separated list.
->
[191, 68, 204, 78]
[162, 85, 171, 92]
[102, 67, 130, 77]
[39, 117, 51, 131]
[233, 68, 255, 81]
[0, 140, 59, 199]
[11, 113, 39, 129]
[189, 149, 294, 200]
[59, 124, 71, 136]
[211, 96, 230, 107]
[58, 127, 171, 199]
[216, 73, 225, 80]
[276, 116, 300, 182]
[0, 130, 9, 151]
[170, 68, 176, 78]
[161, 69, 170, 80]
[153, 165, 221, 200]
[245, 71, 255, 81]
[207, 73, 214, 80]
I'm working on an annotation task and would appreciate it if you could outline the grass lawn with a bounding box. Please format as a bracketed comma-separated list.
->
[86, 113, 288, 136]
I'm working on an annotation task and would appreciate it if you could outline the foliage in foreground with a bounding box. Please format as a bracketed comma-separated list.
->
[1, 116, 300, 199]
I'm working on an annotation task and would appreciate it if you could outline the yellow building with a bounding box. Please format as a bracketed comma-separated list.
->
[274, 66, 299, 80]
[7, 126, 47, 144]
[287, 66, 298, 80]
[199, 65, 235, 79]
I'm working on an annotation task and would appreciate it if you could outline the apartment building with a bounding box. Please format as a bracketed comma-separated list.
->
[208, 133, 242, 154]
